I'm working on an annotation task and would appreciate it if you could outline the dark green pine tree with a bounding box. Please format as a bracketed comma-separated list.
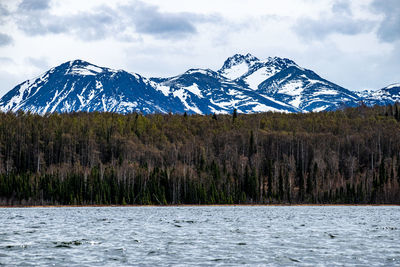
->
[388, 104, 393, 117]
[232, 108, 238, 122]
[307, 163, 317, 196]
[251, 168, 259, 201]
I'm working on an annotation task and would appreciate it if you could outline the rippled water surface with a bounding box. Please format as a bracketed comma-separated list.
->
[0, 206, 399, 266]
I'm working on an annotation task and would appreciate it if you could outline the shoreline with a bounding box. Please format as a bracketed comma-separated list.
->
[0, 204, 399, 208]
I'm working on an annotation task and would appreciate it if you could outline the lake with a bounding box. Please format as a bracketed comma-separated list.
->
[0, 206, 399, 266]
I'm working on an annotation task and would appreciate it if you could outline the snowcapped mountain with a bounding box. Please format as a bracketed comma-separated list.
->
[0, 53, 397, 115]
[256, 66, 360, 112]
[219, 54, 298, 90]
[0, 60, 186, 114]
[219, 53, 260, 80]
[151, 67, 298, 114]
[219, 54, 359, 112]
[360, 83, 400, 106]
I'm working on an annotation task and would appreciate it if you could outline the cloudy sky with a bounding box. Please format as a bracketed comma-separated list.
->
[0, 0, 399, 96]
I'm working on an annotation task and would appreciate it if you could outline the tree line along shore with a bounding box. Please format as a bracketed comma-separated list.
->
[0, 104, 400, 206]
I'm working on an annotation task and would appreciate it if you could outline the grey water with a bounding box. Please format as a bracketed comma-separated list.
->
[0, 206, 399, 266]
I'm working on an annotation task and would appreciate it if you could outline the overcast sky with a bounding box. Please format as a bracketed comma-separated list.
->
[0, 0, 399, 96]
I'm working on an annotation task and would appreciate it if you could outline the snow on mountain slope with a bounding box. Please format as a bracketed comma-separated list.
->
[361, 83, 400, 106]
[152, 68, 299, 114]
[0, 57, 299, 115]
[257, 66, 360, 112]
[218, 53, 360, 112]
[242, 57, 298, 90]
[218, 53, 298, 90]
[218, 53, 259, 80]
[0, 54, 395, 115]
[0, 60, 186, 114]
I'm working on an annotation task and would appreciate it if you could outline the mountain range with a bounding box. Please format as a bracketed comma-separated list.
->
[0, 53, 398, 115]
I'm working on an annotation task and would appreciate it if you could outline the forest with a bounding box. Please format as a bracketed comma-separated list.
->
[0, 103, 400, 205]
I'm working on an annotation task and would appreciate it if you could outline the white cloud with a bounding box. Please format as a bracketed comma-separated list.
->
[0, 0, 398, 97]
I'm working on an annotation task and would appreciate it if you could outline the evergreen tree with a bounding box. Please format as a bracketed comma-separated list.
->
[232, 108, 238, 122]
[307, 163, 317, 196]
[0, 105, 398, 206]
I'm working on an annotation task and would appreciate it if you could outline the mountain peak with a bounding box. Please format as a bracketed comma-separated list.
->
[221, 53, 259, 68]
[385, 83, 400, 89]
[218, 54, 300, 81]
[219, 53, 260, 80]
[239, 53, 259, 61]
[67, 59, 91, 66]
[264, 56, 297, 67]
[60, 59, 105, 76]
[184, 68, 216, 76]
[0, 55, 395, 116]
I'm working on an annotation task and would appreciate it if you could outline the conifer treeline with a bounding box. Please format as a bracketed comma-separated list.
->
[0, 104, 400, 205]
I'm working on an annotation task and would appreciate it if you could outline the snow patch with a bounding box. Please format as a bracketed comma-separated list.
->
[289, 95, 302, 108]
[130, 72, 141, 80]
[155, 84, 170, 96]
[312, 105, 330, 112]
[173, 88, 185, 100]
[210, 98, 240, 109]
[173, 88, 203, 114]
[260, 94, 293, 108]
[209, 105, 229, 114]
[87, 89, 96, 102]
[299, 75, 327, 86]
[86, 65, 103, 73]
[68, 65, 103, 76]
[185, 69, 211, 75]
[3, 82, 30, 111]
[386, 83, 400, 89]
[228, 89, 247, 99]
[252, 104, 280, 112]
[221, 62, 249, 80]
[313, 89, 338, 96]
[49, 82, 76, 113]
[278, 81, 304, 96]
[95, 80, 103, 91]
[101, 95, 107, 111]
[120, 101, 138, 108]
[244, 66, 278, 90]
[184, 83, 203, 98]
[227, 89, 240, 95]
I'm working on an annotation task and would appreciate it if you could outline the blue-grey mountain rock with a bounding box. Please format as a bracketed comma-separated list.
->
[0, 54, 397, 114]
